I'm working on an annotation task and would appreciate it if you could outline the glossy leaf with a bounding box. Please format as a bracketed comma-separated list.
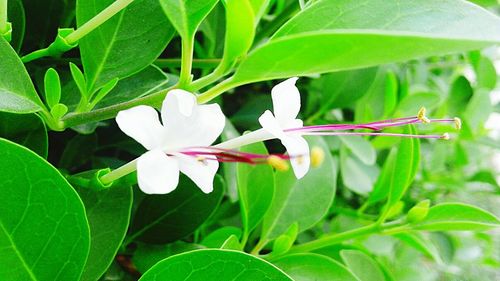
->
[7, 0, 25, 51]
[44, 68, 61, 108]
[261, 137, 337, 240]
[273, 253, 360, 281]
[75, 184, 133, 281]
[201, 226, 242, 248]
[139, 249, 292, 281]
[340, 250, 385, 281]
[232, 0, 500, 84]
[413, 203, 500, 231]
[159, 0, 218, 39]
[237, 142, 274, 238]
[129, 175, 224, 244]
[133, 242, 204, 273]
[0, 37, 43, 113]
[0, 112, 47, 158]
[0, 139, 90, 281]
[77, 0, 175, 91]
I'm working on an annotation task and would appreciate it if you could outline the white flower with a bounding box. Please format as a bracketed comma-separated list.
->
[258, 77, 310, 178]
[116, 90, 225, 194]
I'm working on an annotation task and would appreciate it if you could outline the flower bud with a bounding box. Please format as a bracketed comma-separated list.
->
[407, 199, 431, 223]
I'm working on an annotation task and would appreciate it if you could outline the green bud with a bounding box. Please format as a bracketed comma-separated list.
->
[272, 223, 298, 256]
[407, 199, 431, 223]
[386, 201, 405, 219]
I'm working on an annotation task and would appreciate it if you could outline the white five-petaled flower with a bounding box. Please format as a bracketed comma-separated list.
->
[258, 77, 310, 179]
[116, 90, 225, 194]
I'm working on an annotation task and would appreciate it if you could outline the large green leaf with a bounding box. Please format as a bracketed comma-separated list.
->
[273, 253, 360, 281]
[237, 142, 274, 239]
[231, 0, 500, 84]
[0, 38, 43, 113]
[413, 203, 500, 231]
[0, 139, 90, 281]
[139, 249, 292, 281]
[76, 184, 133, 281]
[261, 137, 337, 240]
[159, 0, 218, 39]
[340, 250, 385, 281]
[133, 242, 204, 274]
[0, 112, 47, 158]
[77, 0, 175, 91]
[128, 175, 224, 244]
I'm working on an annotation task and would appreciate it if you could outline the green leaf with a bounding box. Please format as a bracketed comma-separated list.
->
[340, 145, 379, 195]
[69, 62, 87, 98]
[413, 203, 500, 231]
[464, 89, 492, 132]
[273, 253, 360, 281]
[218, 0, 255, 72]
[50, 103, 68, 120]
[7, 0, 25, 52]
[220, 235, 241, 250]
[237, 142, 274, 239]
[447, 76, 473, 117]
[43, 68, 61, 108]
[201, 226, 242, 248]
[474, 55, 497, 90]
[133, 242, 204, 274]
[249, 0, 269, 24]
[394, 232, 442, 264]
[89, 78, 118, 108]
[128, 175, 224, 244]
[0, 138, 90, 280]
[339, 135, 376, 165]
[77, 0, 175, 91]
[272, 223, 298, 256]
[396, 92, 441, 116]
[232, 0, 500, 84]
[159, 0, 218, 40]
[261, 137, 337, 240]
[0, 112, 47, 158]
[340, 250, 385, 281]
[75, 183, 132, 281]
[0, 37, 44, 113]
[139, 249, 292, 281]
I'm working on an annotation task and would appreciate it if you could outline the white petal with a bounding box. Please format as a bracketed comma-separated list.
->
[176, 154, 219, 193]
[137, 150, 180, 194]
[281, 135, 310, 179]
[163, 103, 226, 149]
[258, 110, 286, 139]
[161, 89, 196, 122]
[271, 77, 301, 125]
[116, 105, 166, 150]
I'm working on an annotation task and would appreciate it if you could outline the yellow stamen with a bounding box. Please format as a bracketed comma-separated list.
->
[311, 146, 325, 168]
[267, 156, 289, 172]
[441, 133, 450, 140]
[454, 117, 462, 130]
[417, 107, 431, 124]
[196, 156, 208, 165]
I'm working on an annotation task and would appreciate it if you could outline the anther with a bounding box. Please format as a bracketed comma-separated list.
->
[440, 133, 450, 140]
[311, 146, 325, 168]
[417, 107, 431, 124]
[196, 156, 208, 165]
[267, 155, 289, 172]
[454, 117, 462, 130]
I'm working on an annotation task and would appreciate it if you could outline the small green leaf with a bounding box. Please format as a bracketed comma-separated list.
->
[159, 0, 218, 40]
[447, 76, 473, 117]
[89, 78, 119, 108]
[272, 223, 298, 256]
[139, 249, 292, 281]
[0, 138, 90, 280]
[201, 226, 242, 248]
[273, 253, 360, 281]
[394, 232, 443, 264]
[43, 68, 61, 108]
[261, 137, 337, 240]
[474, 55, 497, 90]
[413, 203, 500, 231]
[75, 184, 133, 281]
[237, 141, 274, 239]
[221, 235, 242, 250]
[340, 146, 378, 195]
[339, 135, 376, 165]
[69, 62, 87, 98]
[0, 37, 44, 113]
[129, 175, 224, 244]
[0, 112, 47, 158]
[340, 250, 385, 281]
[50, 103, 68, 120]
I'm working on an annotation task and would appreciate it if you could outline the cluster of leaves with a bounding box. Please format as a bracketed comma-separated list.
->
[1, 0, 500, 280]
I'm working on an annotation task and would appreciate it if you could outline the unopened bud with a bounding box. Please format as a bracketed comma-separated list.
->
[417, 107, 431, 124]
[454, 117, 462, 130]
[441, 133, 450, 140]
[311, 146, 325, 168]
[407, 199, 430, 223]
[267, 156, 289, 172]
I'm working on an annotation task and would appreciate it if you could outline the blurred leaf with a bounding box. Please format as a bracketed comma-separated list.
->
[396, 92, 441, 116]
[133, 242, 204, 273]
[340, 250, 386, 281]
[464, 89, 492, 132]
[474, 55, 497, 90]
[140, 249, 292, 281]
[340, 146, 378, 195]
[394, 232, 442, 264]
[339, 135, 376, 165]
[447, 76, 473, 117]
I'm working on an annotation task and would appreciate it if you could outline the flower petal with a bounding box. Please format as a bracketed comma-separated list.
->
[161, 89, 197, 124]
[116, 105, 166, 150]
[258, 110, 286, 139]
[176, 154, 219, 193]
[137, 150, 180, 194]
[271, 77, 301, 125]
[281, 135, 310, 179]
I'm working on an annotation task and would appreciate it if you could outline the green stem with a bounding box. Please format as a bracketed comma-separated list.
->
[155, 58, 221, 69]
[251, 239, 269, 255]
[100, 159, 137, 185]
[178, 35, 195, 88]
[65, 0, 134, 44]
[0, 0, 7, 34]
[189, 67, 226, 91]
[21, 48, 50, 63]
[197, 77, 241, 104]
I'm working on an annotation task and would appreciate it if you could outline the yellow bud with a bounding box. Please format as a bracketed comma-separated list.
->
[454, 117, 462, 130]
[311, 146, 325, 168]
[267, 156, 289, 172]
[417, 107, 431, 124]
[441, 133, 450, 140]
